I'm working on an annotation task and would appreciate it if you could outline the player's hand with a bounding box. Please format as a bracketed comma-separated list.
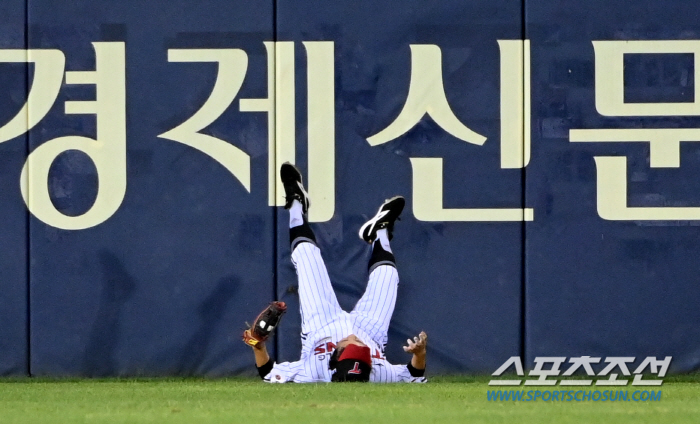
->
[243, 329, 266, 350]
[403, 331, 427, 356]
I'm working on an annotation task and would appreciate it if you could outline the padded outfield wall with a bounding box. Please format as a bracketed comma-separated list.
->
[0, 0, 699, 376]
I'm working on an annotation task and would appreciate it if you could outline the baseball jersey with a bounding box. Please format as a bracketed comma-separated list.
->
[263, 242, 427, 384]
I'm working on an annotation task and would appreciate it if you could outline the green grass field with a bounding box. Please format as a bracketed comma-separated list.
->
[0, 375, 698, 424]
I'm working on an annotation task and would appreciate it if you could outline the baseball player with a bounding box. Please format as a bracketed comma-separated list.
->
[243, 162, 427, 383]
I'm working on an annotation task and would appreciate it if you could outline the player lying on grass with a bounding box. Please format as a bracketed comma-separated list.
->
[242, 162, 427, 383]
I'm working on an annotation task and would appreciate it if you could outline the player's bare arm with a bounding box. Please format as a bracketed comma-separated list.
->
[242, 301, 287, 376]
[247, 336, 270, 367]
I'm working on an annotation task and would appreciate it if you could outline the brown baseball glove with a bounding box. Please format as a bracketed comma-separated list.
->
[242, 301, 287, 348]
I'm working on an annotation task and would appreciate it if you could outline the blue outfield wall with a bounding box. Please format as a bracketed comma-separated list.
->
[0, 0, 28, 376]
[525, 0, 700, 373]
[25, 0, 275, 376]
[0, 0, 698, 376]
[274, 0, 524, 373]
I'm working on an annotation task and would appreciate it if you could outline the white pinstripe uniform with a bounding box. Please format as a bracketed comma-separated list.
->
[263, 242, 426, 384]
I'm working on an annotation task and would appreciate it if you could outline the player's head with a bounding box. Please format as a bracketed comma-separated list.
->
[329, 335, 372, 382]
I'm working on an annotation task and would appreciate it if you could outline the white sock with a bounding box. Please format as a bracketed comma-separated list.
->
[376, 228, 392, 253]
[289, 200, 304, 228]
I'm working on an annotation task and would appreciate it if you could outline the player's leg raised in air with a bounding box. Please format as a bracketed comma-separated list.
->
[281, 162, 344, 337]
[350, 196, 405, 350]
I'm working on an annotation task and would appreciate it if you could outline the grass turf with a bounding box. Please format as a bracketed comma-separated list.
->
[0, 375, 698, 424]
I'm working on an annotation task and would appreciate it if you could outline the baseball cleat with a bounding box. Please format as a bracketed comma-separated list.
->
[359, 196, 405, 243]
[280, 162, 310, 213]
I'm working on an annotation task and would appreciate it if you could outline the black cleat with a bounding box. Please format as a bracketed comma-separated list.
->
[359, 196, 405, 243]
[280, 162, 310, 213]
